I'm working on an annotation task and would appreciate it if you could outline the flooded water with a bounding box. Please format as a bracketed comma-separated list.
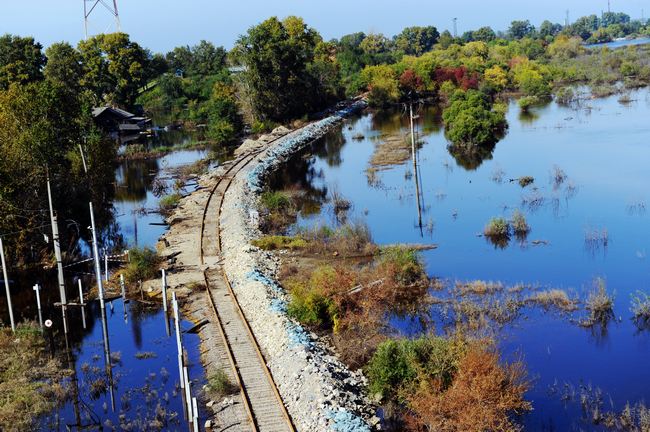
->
[40, 300, 205, 431]
[270, 89, 650, 430]
[585, 37, 650, 49]
[1, 125, 213, 430]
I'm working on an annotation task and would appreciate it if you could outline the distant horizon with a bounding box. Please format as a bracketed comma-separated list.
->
[2, 1, 648, 53]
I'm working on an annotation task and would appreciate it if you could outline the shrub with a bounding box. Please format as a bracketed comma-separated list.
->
[366, 336, 466, 401]
[631, 291, 650, 328]
[584, 278, 614, 326]
[518, 176, 534, 187]
[251, 235, 307, 251]
[260, 191, 291, 211]
[379, 246, 425, 286]
[511, 210, 530, 235]
[555, 87, 576, 104]
[528, 289, 577, 311]
[287, 267, 341, 331]
[159, 193, 182, 213]
[518, 95, 538, 111]
[297, 222, 375, 257]
[208, 369, 237, 399]
[124, 247, 161, 284]
[406, 345, 531, 432]
[484, 217, 510, 238]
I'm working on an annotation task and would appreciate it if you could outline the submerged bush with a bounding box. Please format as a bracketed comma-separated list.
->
[518, 176, 534, 187]
[259, 191, 296, 233]
[124, 247, 161, 284]
[631, 291, 650, 329]
[584, 278, 615, 326]
[511, 210, 530, 235]
[484, 217, 510, 238]
[528, 289, 577, 311]
[518, 95, 538, 111]
[442, 90, 507, 147]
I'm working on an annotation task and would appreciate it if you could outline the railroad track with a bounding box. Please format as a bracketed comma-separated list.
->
[199, 142, 296, 432]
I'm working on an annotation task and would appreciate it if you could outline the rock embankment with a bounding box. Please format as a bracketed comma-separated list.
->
[160, 100, 377, 431]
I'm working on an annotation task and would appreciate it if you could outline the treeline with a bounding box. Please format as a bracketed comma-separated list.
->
[0, 34, 139, 262]
[2, 11, 650, 262]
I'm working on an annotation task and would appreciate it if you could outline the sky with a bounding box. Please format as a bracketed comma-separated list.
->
[1, 1, 648, 53]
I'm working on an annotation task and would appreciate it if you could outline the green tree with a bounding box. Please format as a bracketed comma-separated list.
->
[394, 26, 440, 56]
[0, 34, 46, 89]
[508, 20, 535, 39]
[438, 30, 456, 49]
[78, 33, 150, 108]
[166, 41, 226, 77]
[360, 33, 391, 55]
[360, 64, 399, 107]
[234, 16, 325, 121]
[442, 90, 507, 147]
[471, 26, 497, 42]
[206, 80, 242, 144]
[539, 20, 563, 39]
[0, 81, 113, 259]
[601, 12, 630, 27]
[44, 42, 83, 91]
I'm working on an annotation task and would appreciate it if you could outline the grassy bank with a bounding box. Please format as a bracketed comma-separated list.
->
[0, 323, 70, 431]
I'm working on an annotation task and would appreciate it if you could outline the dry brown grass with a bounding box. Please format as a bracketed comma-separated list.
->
[528, 289, 578, 312]
[369, 133, 411, 168]
[405, 344, 531, 432]
[455, 280, 503, 296]
[0, 323, 71, 431]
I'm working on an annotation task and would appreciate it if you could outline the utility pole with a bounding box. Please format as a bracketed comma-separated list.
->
[89, 202, 106, 311]
[0, 238, 15, 332]
[409, 102, 423, 235]
[47, 172, 68, 332]
[453, 18, 458, 38]
[565, 10, 570, 27]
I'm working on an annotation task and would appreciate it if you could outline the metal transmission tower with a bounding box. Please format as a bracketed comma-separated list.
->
[83, 0, 121, 39]
[453, 18, 458, 38]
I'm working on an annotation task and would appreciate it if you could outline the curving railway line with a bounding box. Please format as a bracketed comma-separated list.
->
[199, 143, 296, 432]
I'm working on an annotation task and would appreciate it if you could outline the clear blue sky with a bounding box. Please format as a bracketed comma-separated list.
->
[1, 1, 648, 52]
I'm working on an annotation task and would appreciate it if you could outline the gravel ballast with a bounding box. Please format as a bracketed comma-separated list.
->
[219, 101, 379, 431]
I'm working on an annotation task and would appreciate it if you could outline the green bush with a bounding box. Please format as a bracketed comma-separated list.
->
[366, 336, 466, 401]
[159, 193, 182, 213]
[208, 369, 237, 398]
[287, 267, 339, 330]
[124, 247, 161, 284]
[379, 246, 425, 285]
[442, 90, 507, 147]
[260, 191, 291, 211]
[517, 95, 538, 111]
